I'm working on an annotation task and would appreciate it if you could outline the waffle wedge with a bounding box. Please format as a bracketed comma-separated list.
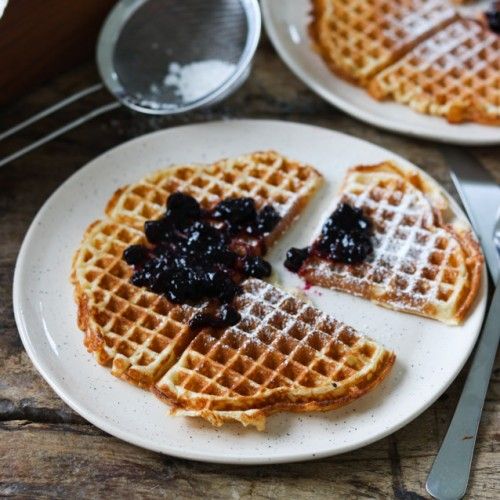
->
[299, 162, 483, 325]
[154, 278, 395, 430]
[72, 219, 198, 388]
[72, 151, 324, 389]
[369, 18, 500, 125]
[105, 150, 323, 249]
[309, 0, 457, 86]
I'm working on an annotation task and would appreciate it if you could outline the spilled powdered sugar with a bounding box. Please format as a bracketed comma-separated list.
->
[163, 60, 236, 103]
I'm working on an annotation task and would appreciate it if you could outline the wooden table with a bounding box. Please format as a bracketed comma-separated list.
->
[1, 37, 498, 499]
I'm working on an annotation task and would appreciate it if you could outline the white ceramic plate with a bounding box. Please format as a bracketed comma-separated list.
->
[14, 120, 487, 464]
[262, 0, 500, 145]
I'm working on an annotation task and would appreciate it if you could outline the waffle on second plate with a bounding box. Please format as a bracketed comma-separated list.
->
[310, 0, 499, 125]
[309, 0, 457, 86]
[369, 18, 500, 125]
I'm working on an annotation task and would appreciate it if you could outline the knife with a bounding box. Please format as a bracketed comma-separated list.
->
[426, 147, 500, 500]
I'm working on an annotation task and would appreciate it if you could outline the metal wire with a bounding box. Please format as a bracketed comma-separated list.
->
[0, 83, 104, 142]
[0, 101, 120, 168]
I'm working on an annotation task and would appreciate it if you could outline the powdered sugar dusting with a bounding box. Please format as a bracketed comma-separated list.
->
[233, 279, 354, 349]
[303, 167, 468, 320]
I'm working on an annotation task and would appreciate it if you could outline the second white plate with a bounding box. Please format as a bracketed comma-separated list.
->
[262, 0, 500, 145]
[14, 120, 487, 464]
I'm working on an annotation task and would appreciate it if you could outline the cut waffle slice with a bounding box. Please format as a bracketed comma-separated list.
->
[72, 219, 198, 388]
[299, 162, 483, 325]
[309, 0, 457, 86]
[369, 18, 500, 125]
[105, 150, 324, 250]
[154, 278, 395, 430]
[72, 151, 324, 389]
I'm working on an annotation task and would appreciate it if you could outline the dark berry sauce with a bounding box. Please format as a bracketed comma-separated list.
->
[315, 203, 373, 264]
[189, 304, 241, 331]
[284, 247, 310, 272]
[242, 255, 272, 278]
[486, 1, 500, 33]
[284, 202, 373, 274]
[123, 192, 282, 329]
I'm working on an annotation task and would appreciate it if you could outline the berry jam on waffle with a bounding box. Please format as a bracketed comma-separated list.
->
[485, 1, 500, 33]
[123, 192, 282, 329]
[285, 202, 374, 273]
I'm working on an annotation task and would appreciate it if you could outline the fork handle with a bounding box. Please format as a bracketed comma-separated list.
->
[426, 280, 500, 500]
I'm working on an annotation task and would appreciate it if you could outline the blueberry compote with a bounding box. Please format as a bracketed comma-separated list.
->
[284, 247, 310, 273]
[284, 202, 373, 273]
[123, 192, 281, 330]
[485, 1, 500, 33]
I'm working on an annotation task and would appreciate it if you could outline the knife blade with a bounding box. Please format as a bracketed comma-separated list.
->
[440, 145, 500, 281]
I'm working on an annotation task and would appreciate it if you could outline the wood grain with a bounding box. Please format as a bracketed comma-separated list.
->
[0, 36, 499, 499]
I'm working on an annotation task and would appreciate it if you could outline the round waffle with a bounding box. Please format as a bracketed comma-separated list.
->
[71, 150, 398, 429]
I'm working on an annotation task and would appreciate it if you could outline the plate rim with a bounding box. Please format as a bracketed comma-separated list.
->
[261, 0, 500, 146]
[13, 119, 488, 464]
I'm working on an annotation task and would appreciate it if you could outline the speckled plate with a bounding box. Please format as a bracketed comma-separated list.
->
[262, 0, 500, 146]
[13, 120, 487, 464]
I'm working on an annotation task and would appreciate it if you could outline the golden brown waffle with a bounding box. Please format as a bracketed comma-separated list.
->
[300, 162, 483, 325]
[72, 219, 198, 388]
[72, 151, 324, 390]
[309, 0, 457, 86]
[72, 152, 396, 428]
[154, 278, 395, 430]
[369, 18, 500, 125]
[105, 150, 323, 249]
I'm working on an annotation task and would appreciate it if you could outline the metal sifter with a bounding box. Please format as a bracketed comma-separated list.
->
[0, 0, 261, 167]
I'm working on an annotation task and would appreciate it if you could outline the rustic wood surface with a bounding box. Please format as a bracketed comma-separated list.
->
[0, 35, 498, 499]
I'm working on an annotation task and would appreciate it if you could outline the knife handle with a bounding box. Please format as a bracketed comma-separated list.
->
[426, 281, 500, 500]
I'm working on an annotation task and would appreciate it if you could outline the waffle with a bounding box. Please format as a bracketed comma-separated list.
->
[369, 18, 500, 125]
[309, 0, 457, 86]
[154, 278, 395, 430]
[72, 151, 324, 388]
[72, 219, 198, 388]
[105, 150, 323, 249]
[299, 162, 483, 325]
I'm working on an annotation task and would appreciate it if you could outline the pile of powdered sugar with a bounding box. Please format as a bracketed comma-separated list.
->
[163, 60, 236, 103]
